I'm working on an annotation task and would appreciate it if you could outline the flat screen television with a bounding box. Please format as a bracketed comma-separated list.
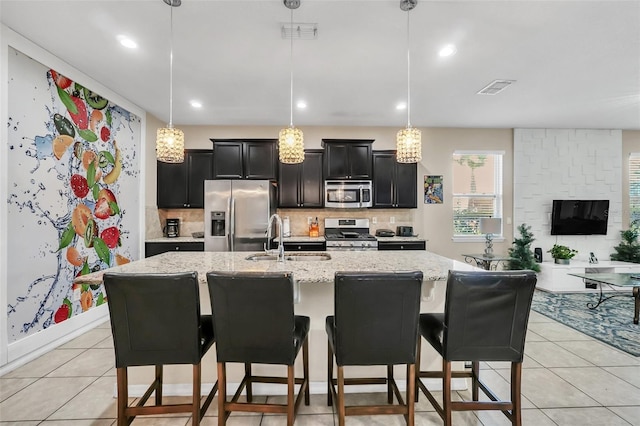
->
[550, 200, 609, 235]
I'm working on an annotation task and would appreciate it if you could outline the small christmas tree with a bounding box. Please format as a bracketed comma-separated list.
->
[611, 221, 640, 263]
[507, 223, 540, 272]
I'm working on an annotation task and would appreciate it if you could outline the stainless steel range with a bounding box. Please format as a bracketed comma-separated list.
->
[324, 218, 378, 251]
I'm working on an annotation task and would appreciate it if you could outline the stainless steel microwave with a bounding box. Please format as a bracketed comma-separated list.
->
[325, 180, 373, 208]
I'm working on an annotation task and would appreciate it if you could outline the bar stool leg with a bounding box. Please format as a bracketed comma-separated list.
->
[337, 366, 346, 426]
[415, 337, 421, 402]
[116, 367, 128, 426]
[407, 363, 415, 426]
[244, 363, 252, 402]
[155, 365, 163, 405]
[192, 364, 201, 426]
[303, 337, 310, 405]
[443, 359, 452, 426]
[287, 365, 295, 426]
[472, 361, 479, 401]
[387, 365, 394, 404]
[217, 363, 226, 426]
[327, 342, 334, 406]
[511, 362, 523, 426]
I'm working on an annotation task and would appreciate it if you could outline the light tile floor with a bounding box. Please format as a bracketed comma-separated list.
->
[1, 310, 639, 425]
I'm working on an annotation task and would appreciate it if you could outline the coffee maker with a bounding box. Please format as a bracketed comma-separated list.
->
[164, 218, 180, 238]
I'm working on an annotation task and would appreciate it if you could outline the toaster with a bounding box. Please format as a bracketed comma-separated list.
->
[375, 229, 395, 237]
[396, 226, 414, 237]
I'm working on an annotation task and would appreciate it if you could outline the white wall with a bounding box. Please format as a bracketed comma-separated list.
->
[0, 25, 146, 373]
[514, 129, 622, 262]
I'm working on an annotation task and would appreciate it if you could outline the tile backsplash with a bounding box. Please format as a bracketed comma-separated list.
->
[277, 209, 415, 237]
[147, 207, 415, 239]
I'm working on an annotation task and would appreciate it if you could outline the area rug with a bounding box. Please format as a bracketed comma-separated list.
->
[531, 290, 640, 357]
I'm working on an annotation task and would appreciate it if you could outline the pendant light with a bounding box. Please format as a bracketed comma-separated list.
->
[156, 0, 185, 163]
[279, 0, 305, 164]
[396, 0, 422, 163]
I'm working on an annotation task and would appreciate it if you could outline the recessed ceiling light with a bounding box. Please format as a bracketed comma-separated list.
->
[190, 100, 203, 108]
[396, 102, 407, 110]
[296, 101, 307, 109]
[117, 36, 137, 49]
[439, 44, 457, 57]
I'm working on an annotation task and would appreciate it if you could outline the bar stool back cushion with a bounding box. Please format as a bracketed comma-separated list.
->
[207, 271, 307, 365]
[104, 271, 214, 367]
[424, 270, 537, 362]
[331, 271, 423, 366]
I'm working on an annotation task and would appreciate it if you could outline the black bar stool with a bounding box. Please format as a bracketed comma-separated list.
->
[206, 271, 310, 426]
[103, 271, 217, 426]
[416, 270, 537, 426]
[326, 271, 423, 426]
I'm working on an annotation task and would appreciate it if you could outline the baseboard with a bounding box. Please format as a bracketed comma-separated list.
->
[123, 378, 468, 398]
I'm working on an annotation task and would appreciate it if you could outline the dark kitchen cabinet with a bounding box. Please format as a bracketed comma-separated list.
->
[322, 139, 373, 180]
[278, 150, 323, 208]
[270, 241, 327, 251]
[145, 241, 205, 257]
[211, 139, 277, 180]
[157, 149, 213, 208]
[372, 150, 417, 208]
[377, 240, 426, 251]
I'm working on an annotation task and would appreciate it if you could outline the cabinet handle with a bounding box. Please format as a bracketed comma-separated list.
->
[298, 246, 302, 250]
[175, 247, 180, 250]
[400, 245, 404, 250]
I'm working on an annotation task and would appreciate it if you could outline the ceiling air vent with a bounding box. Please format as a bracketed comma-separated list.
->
[477, 79, 516, 95]
[281, 23, 318, 40]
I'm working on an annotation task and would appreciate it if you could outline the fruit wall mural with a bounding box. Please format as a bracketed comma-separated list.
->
[6, 47, 141, 343]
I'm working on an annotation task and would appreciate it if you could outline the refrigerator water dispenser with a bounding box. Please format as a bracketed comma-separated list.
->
[211, 211, 226, 236]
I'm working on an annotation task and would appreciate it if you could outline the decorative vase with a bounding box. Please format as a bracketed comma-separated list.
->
[554, 258, 570, 265]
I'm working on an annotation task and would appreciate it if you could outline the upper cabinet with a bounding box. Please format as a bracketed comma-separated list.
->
[372, 150, 417, 208]
[278, 149, 324, 208]
[157, 149, 213, 208]
[322, 139, 373, 180]
[211, 139, 277, 180]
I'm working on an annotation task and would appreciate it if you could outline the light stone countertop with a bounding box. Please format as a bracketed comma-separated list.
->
[146, 237, 205, 243]
[75, 250, 478, 285]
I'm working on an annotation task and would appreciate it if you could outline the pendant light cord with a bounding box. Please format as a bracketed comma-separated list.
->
[289, 7, 294, 128]
[169, 4, 174, 128]
[406, 8, 411, 129]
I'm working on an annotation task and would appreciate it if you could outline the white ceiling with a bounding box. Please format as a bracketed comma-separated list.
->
[2, 0, 639, 130]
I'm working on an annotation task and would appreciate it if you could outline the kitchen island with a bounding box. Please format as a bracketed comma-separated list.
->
[76, 250, 477, 396]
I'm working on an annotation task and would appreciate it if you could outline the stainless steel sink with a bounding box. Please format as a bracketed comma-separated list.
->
[246, 252, 332, 261]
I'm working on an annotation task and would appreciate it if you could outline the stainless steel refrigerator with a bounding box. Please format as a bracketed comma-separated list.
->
[204, 180, 277, 252]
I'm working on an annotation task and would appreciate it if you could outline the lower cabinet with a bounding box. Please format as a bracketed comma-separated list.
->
[536, 260, 640, 292]
[285, 241, 326, 251]
[145, 242, 205, 257]
[377, 241, 426, 251]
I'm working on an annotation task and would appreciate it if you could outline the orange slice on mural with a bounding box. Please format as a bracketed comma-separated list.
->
[71, 204, 92, 236]
[115, 254, 131, 266]
[52, 135, 74, 160]
[66, 246, 86, 267]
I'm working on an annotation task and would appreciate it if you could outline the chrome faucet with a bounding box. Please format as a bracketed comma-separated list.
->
[266, 213, 285, 262]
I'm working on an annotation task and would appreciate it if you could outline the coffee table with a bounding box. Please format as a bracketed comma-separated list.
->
[569, 273, 640, 324]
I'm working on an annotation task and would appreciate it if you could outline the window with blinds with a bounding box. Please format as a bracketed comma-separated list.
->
[452, 152, 504, 237]
[629, 154, 640, 224]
